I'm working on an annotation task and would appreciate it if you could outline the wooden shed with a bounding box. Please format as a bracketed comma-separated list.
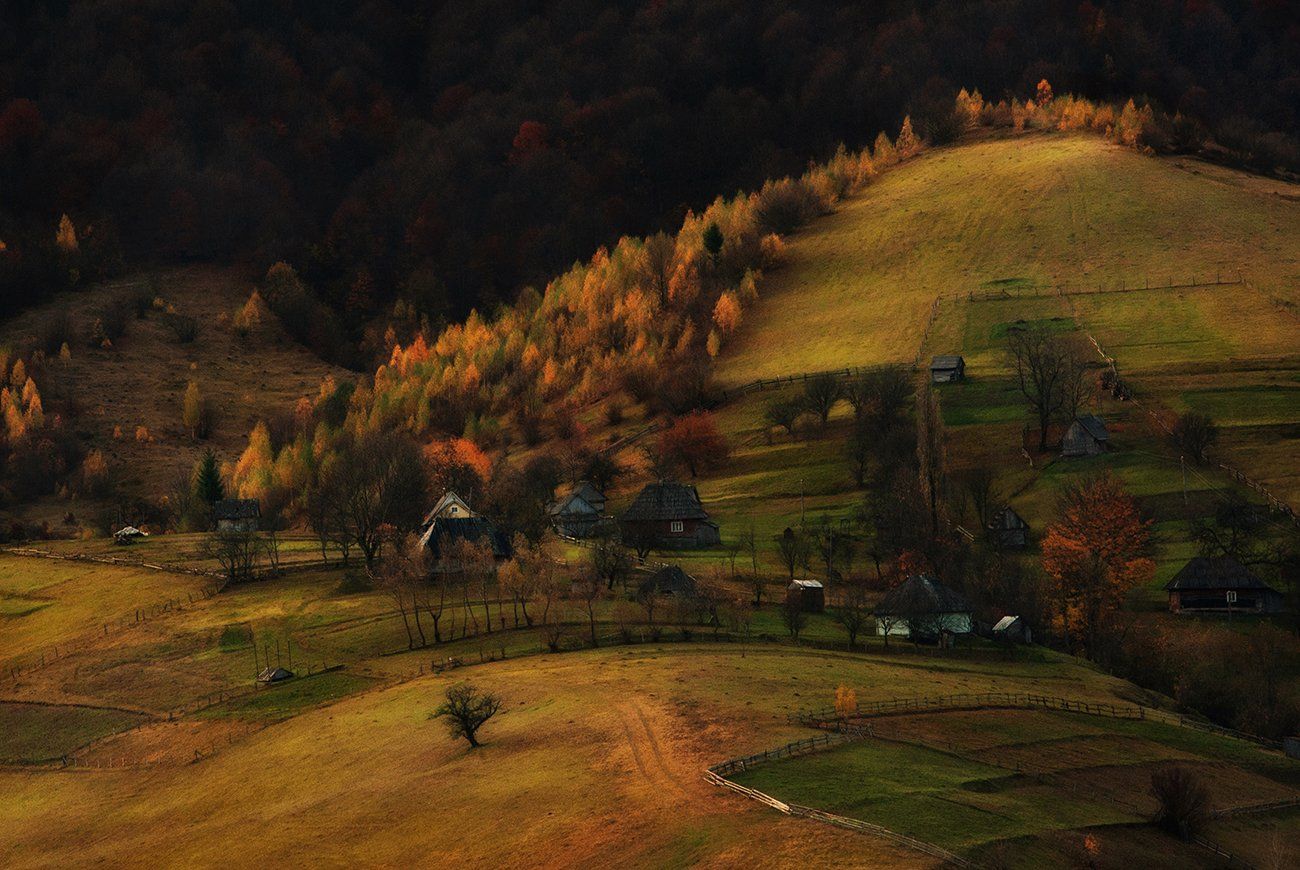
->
[929, 355, 966, 383]
[875, 574, 973, 641]
[1061, 415, 1108, 457]
[787, 578, 825, 613]
[988, 506, 1029, 549]
[992, 615, 1033, 644]
[214, 499, 261, 532]
[639, 565, 697, 598]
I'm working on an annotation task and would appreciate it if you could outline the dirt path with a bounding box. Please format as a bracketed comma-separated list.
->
[617, 699, 690, 798]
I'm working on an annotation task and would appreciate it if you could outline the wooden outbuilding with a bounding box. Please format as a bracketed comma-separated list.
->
[1061, 415, 1108, 457]
[619, 482, 721, 550]
[1164, 556, 1283, 614]
[548, 482, 606, 539]
[988, 506, 1029, 549]
[638, 565, 697, 598]
[875, 574, 973, 641]
[787, 578, 825, 613]
[992, 615, 1033, 644]
[214, 499, 261, 532]
[929, 355, 966, 383]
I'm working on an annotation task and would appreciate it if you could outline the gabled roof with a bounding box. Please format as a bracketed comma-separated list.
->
[930, 355, 964, 370]
[1164, 556, 1277, 592]
[993, 615, 1022, 632]
[990, 506, 1028, 530]
[621, 482, 710, 522]
[422, 491, 474, 526]
[214, 499, 260, 520]
[875, 574, 972, 616]
[789, 578, 824, 589]
[548, 492, 599, 517]
[572, 480, 605, 505]
[640, 565, 696, 595]
[420, 516, 513, 560]
[1073, 415, 1108, 442]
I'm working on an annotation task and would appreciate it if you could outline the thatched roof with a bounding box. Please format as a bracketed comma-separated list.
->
[214, 499, 260, 520]
[875, 574, 972, 616]
[621, 482, 710, 523]
[1164, 556, 1276, 592]
[639, 565, 696, 596]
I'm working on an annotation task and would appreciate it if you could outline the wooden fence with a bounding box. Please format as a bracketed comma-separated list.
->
[792, 691, 1283, 749]
[967, 271, 1243, 302]
[705, 732, 976, 867]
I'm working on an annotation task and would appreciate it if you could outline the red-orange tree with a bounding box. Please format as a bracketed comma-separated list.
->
[658, 410, 728, 478]
[1041, 474, 1153, 659]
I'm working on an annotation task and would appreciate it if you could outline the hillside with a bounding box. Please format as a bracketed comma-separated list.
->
[0, 267, 350, 527]
[717, 133, 1300, 386]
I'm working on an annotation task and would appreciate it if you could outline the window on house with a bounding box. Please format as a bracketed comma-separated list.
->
[670, 521, 684, 533]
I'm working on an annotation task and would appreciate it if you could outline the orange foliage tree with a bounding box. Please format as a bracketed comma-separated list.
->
[1041, 474, 1153, 659]
[658, 410, 728, 478]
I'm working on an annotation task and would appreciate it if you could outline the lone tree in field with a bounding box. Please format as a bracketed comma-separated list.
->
[803, 373, 842, 427]
[1006, 324, 1087, 451]
[1041, 474, 1154, 659]
[1150, 766, 1210, 841]
[432, 682, 502, 749]
[764, 397, 802, 440]
[1171, 411, 1218, 465]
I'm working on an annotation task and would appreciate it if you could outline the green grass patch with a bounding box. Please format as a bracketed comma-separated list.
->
[0, 702, 148, 762]
[197, 670, 377, 721]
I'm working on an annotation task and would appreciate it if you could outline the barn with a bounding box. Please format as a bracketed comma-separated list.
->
[787, 578, 825, 613]
[638, 565, 697, 598]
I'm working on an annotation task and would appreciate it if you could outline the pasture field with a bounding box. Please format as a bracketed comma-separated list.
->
[0, 639, 1159, 868]
[733, 707, 1300, 866]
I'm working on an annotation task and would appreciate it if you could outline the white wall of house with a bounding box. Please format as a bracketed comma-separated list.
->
[875, 612, 972, 636]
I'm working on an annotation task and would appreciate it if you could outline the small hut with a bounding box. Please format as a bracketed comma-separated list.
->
[113, 526, 148, 545]
[214, 499, 261, 532]
[548, 487, 604, 538]
[1061, 415, 1108, 457]
[257, 666, 294, 684]
[988, 507, 1029, 549]
[788, 578, 825, 613]
[992, 615, 1033, 644]
[638, 565, 697, 598]
[929, 355, 966, 383]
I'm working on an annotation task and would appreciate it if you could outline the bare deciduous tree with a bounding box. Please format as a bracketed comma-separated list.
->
[1006, 324, 1087, 451]
[431, 682, 502, 748]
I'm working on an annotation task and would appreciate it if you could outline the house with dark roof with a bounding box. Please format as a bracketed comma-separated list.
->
[214, 499, 260, 532]
[420, 516, 513, 566]
[875, 574, 973, 640]
[929, 355, 965, 383]
[988, 506, 1029, 549]
[1062, 415, 1109, 457]
[548, 481, 607, 538]
[619, 482, 720, 550]
[1164, 556, 1283, 614]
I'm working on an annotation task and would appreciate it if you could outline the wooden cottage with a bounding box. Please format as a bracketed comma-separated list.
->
[420, 516, 513, 567]
[214, 499, 260, 532]
[619, 482, 721, 550]
[988, 506, 1029, 549]
[638, 565, 697, 598]
[1062, 415, 1108, 457]
[548, 482, 606, 539]
[788, 578, 825, 613]
[1164, 556, 1283, 614]
[875, 574, 973, 641]
[929, 355, 966, 383]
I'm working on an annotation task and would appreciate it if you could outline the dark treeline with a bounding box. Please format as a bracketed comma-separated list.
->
[2, 0, 1298, 327]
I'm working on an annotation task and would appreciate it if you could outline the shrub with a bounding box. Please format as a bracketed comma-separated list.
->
[1150, 766, 1210, 840]
[754, 178, 827, 236]
[164, 312, 198, 343]
[334, 570, 373, 595]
